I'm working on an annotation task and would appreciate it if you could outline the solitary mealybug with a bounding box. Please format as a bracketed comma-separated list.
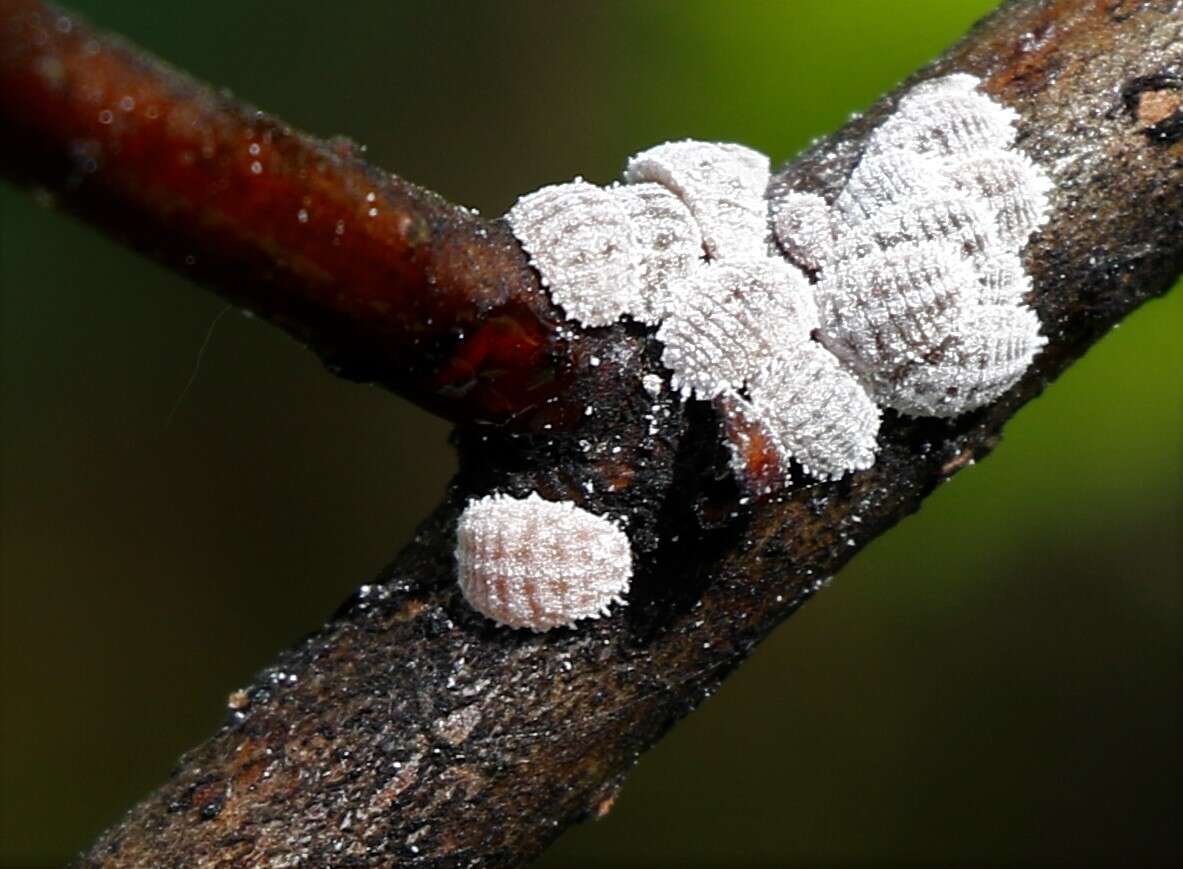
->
[455, 492, 633, 631]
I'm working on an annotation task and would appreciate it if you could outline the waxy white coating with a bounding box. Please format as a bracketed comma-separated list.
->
[625, 140, 772, 261]
[656, 257, 817, 398]
[615, 182, 706, 324]
[778, 73, 1052, 417]
[505, 73, 1051, 496]
[477, 73, 1054, 629]
[506, 179, 704, 327]
[456, 493, 632, 631]
[745, 342, 881, 481]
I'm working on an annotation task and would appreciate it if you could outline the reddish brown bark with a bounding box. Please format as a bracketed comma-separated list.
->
[0, 0, 574, 427]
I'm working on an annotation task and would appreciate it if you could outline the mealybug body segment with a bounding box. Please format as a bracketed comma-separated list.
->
[771, 191, 837, 272]
[816, 241, 970, 377]
[746, 343, 881, 481]
[778, 73, 1051, 418]
[656, 258, 817, 398]
[456, 493, 632, 631]
[506, 180, 638, 327]
[942, 151, 1051, 248]
[625, 140, 771, 261]
[615, 182, 705, 323]
[886, 304, 1047, 416]
[864, 74, 1020, 159]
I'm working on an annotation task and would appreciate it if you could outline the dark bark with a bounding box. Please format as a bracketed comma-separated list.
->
[1, 0, 1179, 866]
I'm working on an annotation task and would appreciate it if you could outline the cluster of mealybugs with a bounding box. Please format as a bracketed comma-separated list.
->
[456, 74, 1051, 630]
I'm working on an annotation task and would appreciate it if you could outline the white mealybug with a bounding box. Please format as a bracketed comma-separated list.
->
[887, 304, 1047, 416]
[771, 191, 838, 272]
[835, 148, 939, 224]
[941, 151, 1052, 248]
[499, 71, 1050, 522]
[863, 72, 1020, 159]
[477, 75, 1057, 632]
[778, 72, 1052, 417]
[815, 240, 972, 376]
[744, 342, 881, 481]
[625, 140, 771, 260]
[614, 182, 706, 324]
[506, 180, 638, 327]
[455, 492, 632, 631]
[656, 257, 817, 398]
[831, 196, 994, 265]
[505, 180, 703, 327]
[623, 144, 883, 480]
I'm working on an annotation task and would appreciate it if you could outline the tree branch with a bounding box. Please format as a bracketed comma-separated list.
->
[1, 0, 1178, 866]
[0, 0, 573, 427]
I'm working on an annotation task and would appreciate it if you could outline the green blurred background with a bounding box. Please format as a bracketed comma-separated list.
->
[1, 1, 1179, 865]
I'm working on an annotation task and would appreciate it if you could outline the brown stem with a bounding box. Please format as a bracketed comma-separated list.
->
[0, 0, 575, 428]
[5, 0, 1178, 865]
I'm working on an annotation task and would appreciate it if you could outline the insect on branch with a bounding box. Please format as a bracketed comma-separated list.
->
[0, 0, 1180, 866]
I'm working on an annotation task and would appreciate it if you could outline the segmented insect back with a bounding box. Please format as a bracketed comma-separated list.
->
[473, 74, 1055, 630]
[778, 73, 1052, 417]
[455, 493, 633, 631]
[656, 258, 817, 398]
[625, 140, 772, 260]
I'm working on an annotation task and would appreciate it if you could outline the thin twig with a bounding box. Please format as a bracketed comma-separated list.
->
[0, 0, 574, 427]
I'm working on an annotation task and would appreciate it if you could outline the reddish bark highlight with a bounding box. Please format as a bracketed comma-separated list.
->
[0, 0, 569, 426]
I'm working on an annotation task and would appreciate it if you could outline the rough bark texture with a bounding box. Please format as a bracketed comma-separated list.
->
[1, 0, 1179, 866]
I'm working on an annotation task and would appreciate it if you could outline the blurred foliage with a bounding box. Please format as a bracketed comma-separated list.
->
[1, 1, 1179, 865]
